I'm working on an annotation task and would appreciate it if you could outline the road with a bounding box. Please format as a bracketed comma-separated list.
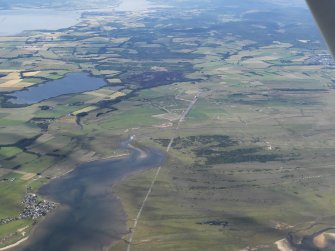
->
[126, 95, 198, 251]
[178, 95, 198, 126]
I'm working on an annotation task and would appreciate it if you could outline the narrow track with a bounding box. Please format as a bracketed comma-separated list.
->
[126, 95, 198, 251]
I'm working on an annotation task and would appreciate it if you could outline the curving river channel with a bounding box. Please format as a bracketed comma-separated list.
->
[11, 139, 164, 251]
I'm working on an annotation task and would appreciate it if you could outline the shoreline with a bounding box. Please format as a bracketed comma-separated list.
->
[275, 239, 293, 251]
[128, 144, 148, 159]
[274, 239, 293, 251]
[8, 141, 163, 251]
[0, 237, 28, 251]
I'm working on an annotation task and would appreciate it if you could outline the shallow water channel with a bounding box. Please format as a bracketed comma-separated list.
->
[12, 140, 164, 251]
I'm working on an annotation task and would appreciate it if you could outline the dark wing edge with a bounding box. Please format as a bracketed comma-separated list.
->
[306, 0, 335, 59]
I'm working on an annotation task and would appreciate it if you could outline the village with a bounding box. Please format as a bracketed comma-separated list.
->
[0, 193, 56, 225]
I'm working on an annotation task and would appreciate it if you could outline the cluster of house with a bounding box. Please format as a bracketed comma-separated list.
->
[305, 54, 334, 65]
[20, 193, 57, 220]
[0, 193, 56, 225]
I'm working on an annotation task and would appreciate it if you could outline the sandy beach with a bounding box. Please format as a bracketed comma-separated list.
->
[0, 237, 28, 251]
[275, 239, 293, 251]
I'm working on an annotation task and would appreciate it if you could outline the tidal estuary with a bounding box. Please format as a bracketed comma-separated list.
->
[11, 140, 164, 251]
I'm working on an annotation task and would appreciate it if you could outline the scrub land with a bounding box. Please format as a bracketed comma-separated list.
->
[1, 0, 335, 250]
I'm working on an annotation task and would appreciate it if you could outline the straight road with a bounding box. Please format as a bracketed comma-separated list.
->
[126, 95, 198, 251]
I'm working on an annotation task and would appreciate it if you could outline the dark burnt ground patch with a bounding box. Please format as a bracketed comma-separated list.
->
[154, 135, 291, 165]
[195, 147, 283, 165]
[120, 71, 189, 89]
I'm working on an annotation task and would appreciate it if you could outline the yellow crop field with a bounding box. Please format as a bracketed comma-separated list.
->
[22, 71, 41, 77]
[72, 106, 98, 115]
[110, 91, 126, 99]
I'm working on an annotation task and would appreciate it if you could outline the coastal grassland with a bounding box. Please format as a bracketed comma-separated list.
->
[17, 155, 58, 174]
[110, 45, 335, 250]
[0, 147, 22, 160]
[0, 2, 333, 249]
[0, 125, 40, 146]
[96, 105, 162, 130]
[0, 173, 27, 218]
[0, 220, 31, 248]
[0, 84, 142, 246]
[0, 172, 33, 248]
[112, 99, 335, 251]
[0, 99, 130, 247]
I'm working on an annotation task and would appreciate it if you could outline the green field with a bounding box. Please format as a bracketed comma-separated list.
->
[0, 0, 335, 250]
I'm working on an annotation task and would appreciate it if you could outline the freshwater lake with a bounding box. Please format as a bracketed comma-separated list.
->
[7, 72, 106, 105]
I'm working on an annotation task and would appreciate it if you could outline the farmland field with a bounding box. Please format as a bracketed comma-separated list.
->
[1, 0, 335, 250]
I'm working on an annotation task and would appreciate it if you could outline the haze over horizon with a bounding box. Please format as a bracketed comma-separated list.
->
[0, 1, 334, 251]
